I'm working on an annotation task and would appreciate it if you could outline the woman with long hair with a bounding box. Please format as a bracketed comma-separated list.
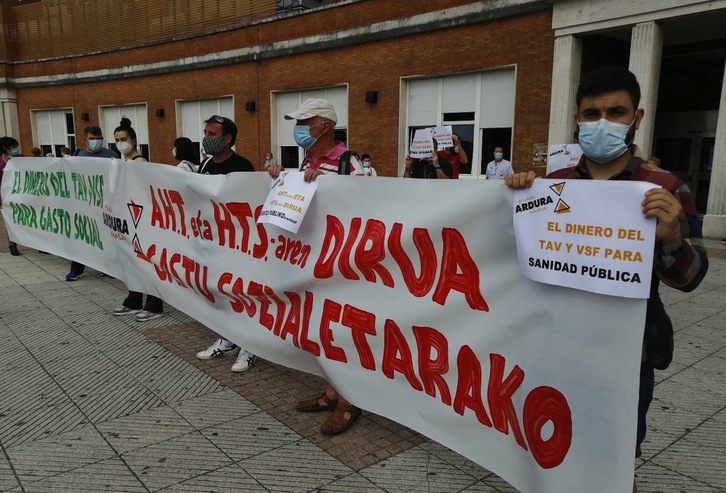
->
[112, 118, 165, 322]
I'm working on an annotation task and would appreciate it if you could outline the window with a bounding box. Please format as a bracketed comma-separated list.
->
[403, 68, 516, 178]
[102, 105, 150, 160]
[31, 109, 75, 156]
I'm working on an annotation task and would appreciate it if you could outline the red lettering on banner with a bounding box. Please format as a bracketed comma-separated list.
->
[299, 291, 320, 356]
[355, 219, 394, 287]
[341, 305, 377, 370]
[389, 223, 437, 297]
[320, 299, 346, 362]
[278, 291, 301, 348]
[252, 205, 269, 259]
[248, 281, 273, 331]
[382, 319, 423, 391]
[488, 354, 527, 450]
[413, 326, 451, 405]
[453, 345, 493, 427]
[209, 276, 572, 467]
[146, 244, 213, 302]
[314, 216, 488, 310]
[433, 228, 489, 311]
[149, 186, 186, 236]
[523, 387, 572, 469]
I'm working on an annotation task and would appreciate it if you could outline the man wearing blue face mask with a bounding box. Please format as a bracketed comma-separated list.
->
[267, 98, 364, 436]
[485, 146, 514, 179]
[75, 126, 118, 158]
[64, 127, 118, 279]
[267, 98, 363, 182]
[506, 66, 709, 493]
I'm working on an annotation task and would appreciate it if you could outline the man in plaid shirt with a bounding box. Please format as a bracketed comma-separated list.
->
[507, 66, 709, 493]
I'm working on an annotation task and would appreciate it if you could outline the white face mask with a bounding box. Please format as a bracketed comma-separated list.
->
[117, 142, 133, 156]
[172, 148, 177, 158]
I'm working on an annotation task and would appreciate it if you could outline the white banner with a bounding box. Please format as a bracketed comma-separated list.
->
[2, 157, 646, 493]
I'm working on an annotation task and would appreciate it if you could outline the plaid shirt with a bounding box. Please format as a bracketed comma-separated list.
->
[548, 155, 709, 299]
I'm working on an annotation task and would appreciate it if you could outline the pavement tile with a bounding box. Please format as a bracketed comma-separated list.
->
[239, 440, 353, 493]
[96, 405, 196, 454]
[200, 413, 301, 461]
[635, 462, 722, 492]
[0, 450, 20, 492]
[359, 446, 479, 493]
[155, 463, 268, 492]
[122, 431, 234, 491]
[5, 425, 116, 484]
[7, 457, 148, 493]
[649, 437, 726, 490]
[311, 472, 387, 492]
[169, 389, 261, 429]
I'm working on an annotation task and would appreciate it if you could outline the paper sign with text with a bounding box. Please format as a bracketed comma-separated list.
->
[409, 128, 434, 158]
[3, 157, 648, 493]
[432, 125, 453, 148]
[258, 171, 318, 234]
[547, 144, 583, 174]
[513, 179, 657, 298]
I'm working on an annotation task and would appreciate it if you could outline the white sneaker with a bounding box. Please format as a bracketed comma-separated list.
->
[136, 310, 163, 322]
[196, 339, 239, 360]
[231, 350, 257, 373]
[113, 306, 141, 316]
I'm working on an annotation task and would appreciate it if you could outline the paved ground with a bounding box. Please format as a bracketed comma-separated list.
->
[1, 225, 724, 492]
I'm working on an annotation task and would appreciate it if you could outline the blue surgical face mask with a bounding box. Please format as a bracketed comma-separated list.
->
[88, 139, 103, 152]
[577, 117, 635, 164]
[293, 125, 318, 150]
[494, 152, 503, 160]
[10, 147, 20, 156]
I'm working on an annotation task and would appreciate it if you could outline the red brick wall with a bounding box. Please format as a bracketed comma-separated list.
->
[13, 1, 554, 176]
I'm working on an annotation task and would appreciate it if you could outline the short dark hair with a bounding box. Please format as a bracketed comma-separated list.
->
[576, 66, 641, 110]
[83, 126, 103, 137]
[173, 137, 200, 166]
[0, 136, 19, 152]
[361, 153, 370, 160]
[205, 115, 237, 147]
[114, 117, 137, 141]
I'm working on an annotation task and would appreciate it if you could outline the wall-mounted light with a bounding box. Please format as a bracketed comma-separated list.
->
[155, 108, 165, 118]
[80, 112, 89, 121]
[245, 101, 256, 112]
[365, 91, 379, 104]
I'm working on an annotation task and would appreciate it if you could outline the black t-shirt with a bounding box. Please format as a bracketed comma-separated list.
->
[198, 152, 254, 175]
[410, 155, 452, 179]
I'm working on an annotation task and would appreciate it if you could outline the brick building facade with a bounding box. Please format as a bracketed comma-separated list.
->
[2, 0, 554, 178]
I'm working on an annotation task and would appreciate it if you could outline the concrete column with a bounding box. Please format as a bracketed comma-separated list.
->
[548, 35, 582, 146]
[702, 60, 726, 239]
[0, 87, 19, 138]
[628, 21, 663, 159]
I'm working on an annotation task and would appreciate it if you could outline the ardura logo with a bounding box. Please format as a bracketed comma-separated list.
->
[127, 200, 145, 254]
[515, 182, 571, 215]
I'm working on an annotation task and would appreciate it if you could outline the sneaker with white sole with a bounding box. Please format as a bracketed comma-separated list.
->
[231, 350, 257, 373]
[113, 306, 141, 316]
[136, 310, 163, 322]
[196, 339, 239, 360]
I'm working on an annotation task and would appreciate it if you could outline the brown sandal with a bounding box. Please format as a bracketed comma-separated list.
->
[320, 401, 361, 436]
[295, 392, 338, 413]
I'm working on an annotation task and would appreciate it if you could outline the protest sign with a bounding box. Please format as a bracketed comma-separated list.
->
[432, 125, 453, 148]
[3, 157, 647, 493]
[410, 128, 434, 158]
[547, 144, 583, 174]
[258, 171, 318, 233]
[513, 179, 657, 298]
